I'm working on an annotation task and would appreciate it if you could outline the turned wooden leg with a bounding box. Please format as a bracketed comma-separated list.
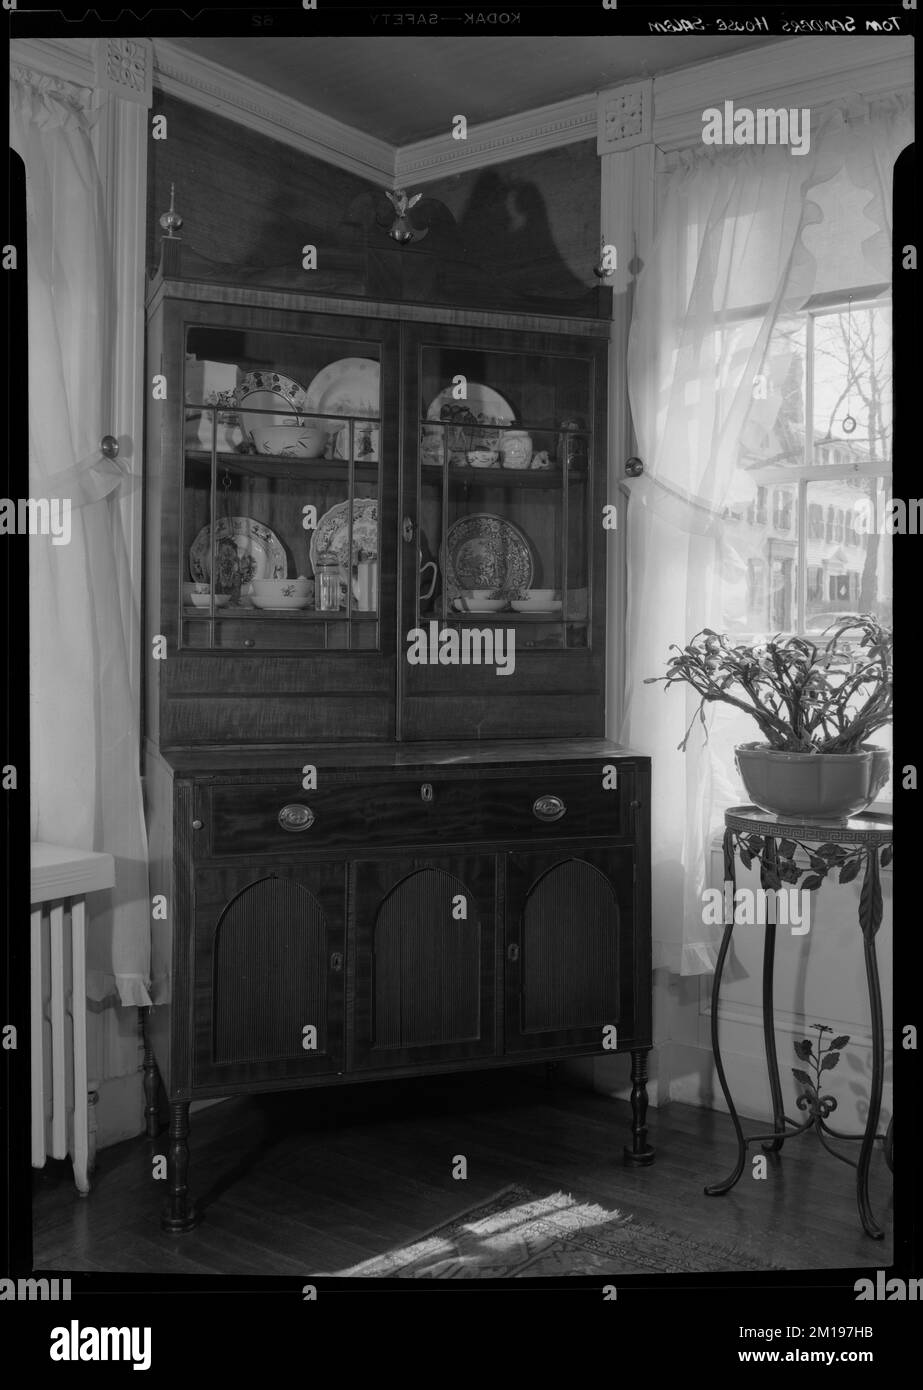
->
[161, 1100, 198, 1234]
[544, 1061, 561, 1089]
[141, 1007, 161, 1139]
[623, 1047, 656, 1165]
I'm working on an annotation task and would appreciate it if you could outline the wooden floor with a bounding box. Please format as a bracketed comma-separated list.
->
[32, 1070, 893, 1275]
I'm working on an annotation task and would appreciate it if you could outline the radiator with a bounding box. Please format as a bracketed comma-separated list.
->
[30, 844, 115, 1194]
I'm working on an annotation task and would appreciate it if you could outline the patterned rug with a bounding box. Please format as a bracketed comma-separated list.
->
[330, 1184, 783, 1278]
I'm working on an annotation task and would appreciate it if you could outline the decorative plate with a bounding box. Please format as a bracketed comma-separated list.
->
[303, 357, 380, 449]
[310, 498, 379, 597]
[425, 384, 515, 464]
[443, 514, 533, 599]
[425, 383, 515, 426]
[189, 516, 287, 590]
[235, 371, 306, 413]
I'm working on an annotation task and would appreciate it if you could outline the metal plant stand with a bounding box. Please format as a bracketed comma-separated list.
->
[705, 805, 893, 1239]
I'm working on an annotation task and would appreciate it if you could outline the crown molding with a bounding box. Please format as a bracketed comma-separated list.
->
[395, 93, 597, 186]
[152, 39, 395, 186]
[10, 37, 96, 89]
[652, 36, 914, 151]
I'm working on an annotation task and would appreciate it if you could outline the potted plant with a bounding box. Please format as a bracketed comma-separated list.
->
[645, 615, 892, 820]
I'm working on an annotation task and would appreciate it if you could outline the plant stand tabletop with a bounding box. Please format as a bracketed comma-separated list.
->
[706, 805, 893, 1239]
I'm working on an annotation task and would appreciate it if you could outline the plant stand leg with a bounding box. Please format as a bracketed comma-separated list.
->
[706, 834, 748, 1195]
[623, 1047, 655, 1165]
[857, 893, 885, 1239]
[141, 1007, 161, 1139]
[761, 919, 786, 1153]
[161, 1101, 197, 1234]
[544, 1061, 560, 1090]
[884, 1115, 893, 1174]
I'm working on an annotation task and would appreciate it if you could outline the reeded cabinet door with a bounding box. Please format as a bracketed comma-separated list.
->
[192, 861, 345, 1089]
[505, 848, 637, 1054]
[351, 856, 497, 1070]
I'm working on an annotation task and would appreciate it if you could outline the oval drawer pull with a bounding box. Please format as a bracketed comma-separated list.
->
[278, 803, 315, 832]
[533, 794, 566, 823]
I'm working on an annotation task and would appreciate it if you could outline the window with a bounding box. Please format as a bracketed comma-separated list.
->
[724, 296, 892, 637]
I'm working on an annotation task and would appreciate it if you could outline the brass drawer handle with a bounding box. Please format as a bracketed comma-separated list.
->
[278, 803, 315, 832]
[533, 794, 566, 823]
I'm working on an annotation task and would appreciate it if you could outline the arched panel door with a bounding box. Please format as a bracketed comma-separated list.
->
[352, 856, 497, 1070]
[505, 848, 638, 1055]
[193, 862, 345, 1089]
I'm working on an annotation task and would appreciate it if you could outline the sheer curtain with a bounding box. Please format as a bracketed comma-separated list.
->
[11, 67, 151, 1010]
[620, 95, 911, 976]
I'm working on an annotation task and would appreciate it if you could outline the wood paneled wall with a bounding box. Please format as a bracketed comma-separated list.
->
[147, 95, 606, 316]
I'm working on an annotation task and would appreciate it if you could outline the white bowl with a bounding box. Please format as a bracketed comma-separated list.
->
[189, 592, 229, 609]
[453, 596, 507, 613]
[511, 599, 562, 614]
[466, 450, 499, 468]
[248, 423, 327, 457]
[249, 577, 310, 598]
[523, 589, 559, 603]
[251, 595, 311, 611]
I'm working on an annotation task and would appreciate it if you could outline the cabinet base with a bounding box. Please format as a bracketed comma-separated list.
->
[160, 1204, 199, 1235]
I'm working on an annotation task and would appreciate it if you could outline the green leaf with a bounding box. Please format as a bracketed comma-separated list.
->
[793, 1039, 813, 1060]
[828, 1035, 850, 1050]
[761, 869, 782, 891]
[808, 856, 828, 876]
[779, 860, 800, 884]
[820, 1052, 840, 1071]
[779, 839, 797, 859]
[791, 1068, 814, 1087]
[838, 858, 861, 884]
[746, 835, 766, 855]
[881, 845, 893, 868]
[817, 843, 842, 857]
[739, 848, 753, 870]
[801, 874, 825, 891]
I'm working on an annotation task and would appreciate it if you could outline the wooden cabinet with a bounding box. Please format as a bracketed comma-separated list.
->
[143, 243, 654, 1236]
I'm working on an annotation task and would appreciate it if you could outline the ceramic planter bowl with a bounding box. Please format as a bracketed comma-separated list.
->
[248, 423, 327, 457]
[735, 743, 890, 821]
[249, 576, 311, 599]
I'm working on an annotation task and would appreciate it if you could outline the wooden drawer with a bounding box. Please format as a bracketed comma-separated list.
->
[198, 766, 633, 858]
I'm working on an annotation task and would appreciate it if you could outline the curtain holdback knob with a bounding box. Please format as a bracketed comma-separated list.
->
[625, 457, 644, 477]
[100, 435, 119, 459]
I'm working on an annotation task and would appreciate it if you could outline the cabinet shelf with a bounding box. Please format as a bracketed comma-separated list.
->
[183, 606, 378, 620]
[422, 465, 587, 488]
[185, 450, 379, 484]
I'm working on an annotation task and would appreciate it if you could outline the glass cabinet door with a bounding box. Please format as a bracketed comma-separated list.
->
[409, 331, 599, 650]
[181, 316, 396, 653]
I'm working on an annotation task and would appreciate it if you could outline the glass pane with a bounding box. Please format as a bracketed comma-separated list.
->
[418, 342, 592, 651]
[720, 474, 799, 634]
[811, 303, 892, 467]
[182, 326, 381, 651]
[804, 477, 891, 633]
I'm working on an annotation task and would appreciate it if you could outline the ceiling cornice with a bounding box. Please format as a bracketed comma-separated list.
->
[144, 35, 914, 191]
[651, 36, 914, 150]
[152, 39, 396, 185]
[394, 93, 598, 186]
[10, 37, 96, 89]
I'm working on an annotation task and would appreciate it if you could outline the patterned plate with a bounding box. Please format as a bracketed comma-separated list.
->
[189, 516, 287, 590]
[443, 513, 533, 599]
[310, 498, 378, 599]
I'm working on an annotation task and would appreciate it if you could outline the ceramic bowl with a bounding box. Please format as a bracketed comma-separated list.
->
[250, 577, 310, 599]
[190, 592, 229, 609]
[466, 450, 499, 468]
[453, 591, 507, 613]
[251, 595, 311, 611]
[511, 599, 562, 614]
[247, 423, 327, 457]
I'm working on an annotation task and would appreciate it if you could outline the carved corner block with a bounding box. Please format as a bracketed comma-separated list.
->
[96, 38, 153, 107]
[597, 81, 653, 155]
